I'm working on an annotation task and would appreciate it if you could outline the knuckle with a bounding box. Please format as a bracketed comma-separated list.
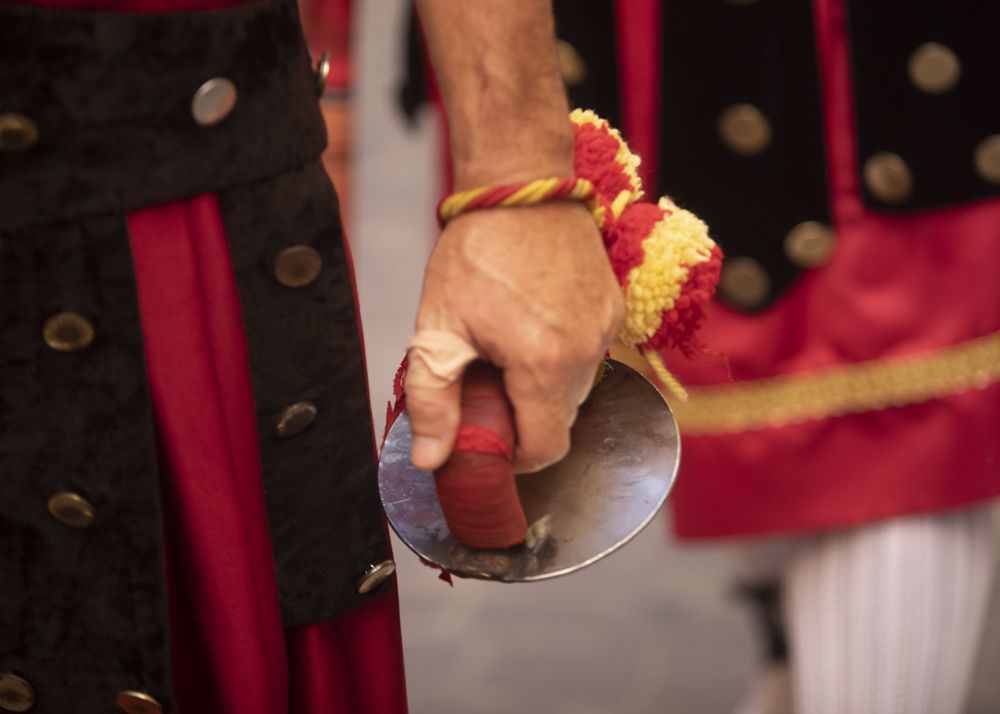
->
[579, 330, 609, 363]
[534, 433, 571, 470]
[405, 391, 456, 434]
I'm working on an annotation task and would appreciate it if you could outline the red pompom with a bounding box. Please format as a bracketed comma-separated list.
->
[572, 121, 636, 202]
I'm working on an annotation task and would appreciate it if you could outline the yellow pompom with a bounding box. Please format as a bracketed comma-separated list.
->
[618, 198, 716, 348]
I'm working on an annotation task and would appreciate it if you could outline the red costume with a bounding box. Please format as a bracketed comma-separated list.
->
[609, 0, 1000, 539]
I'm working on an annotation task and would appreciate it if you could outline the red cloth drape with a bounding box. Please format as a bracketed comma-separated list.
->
[128, 194, 407, 713]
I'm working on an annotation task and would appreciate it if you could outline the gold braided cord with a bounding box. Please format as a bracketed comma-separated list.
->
[670, 330, 1000, 435]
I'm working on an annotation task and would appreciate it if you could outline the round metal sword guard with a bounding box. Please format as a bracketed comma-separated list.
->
[378, 359, 680, 582]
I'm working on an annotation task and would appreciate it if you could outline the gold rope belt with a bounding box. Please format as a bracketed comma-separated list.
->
[668, 330, 1000, 435]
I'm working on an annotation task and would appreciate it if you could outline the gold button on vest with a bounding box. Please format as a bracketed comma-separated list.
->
[719, 257, 771, 311]
[357, 560, 396, 595]
[863, 151, 913, 203]
[908, 42, 961, 94]
[0, 114, 39, 153]
[116, 690, 162, 714]
[718, 103, 772, 156]
[556, 40, 587, 87]
[275, 401, 318, 438]
[784, 221, 837, 268]
[974, 135, 1000, 184]
[275, 245, 323, 288]
[47, 492, 97, 529]
[42, 311, 95, 352]
[0, 674, 35, 713]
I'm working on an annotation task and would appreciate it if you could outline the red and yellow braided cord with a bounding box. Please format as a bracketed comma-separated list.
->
[437, 176, 602, 227]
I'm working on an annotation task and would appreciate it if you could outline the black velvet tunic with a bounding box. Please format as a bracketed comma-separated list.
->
[0, 2, 390, 711]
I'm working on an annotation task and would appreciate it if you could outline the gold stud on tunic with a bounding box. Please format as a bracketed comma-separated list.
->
[0, 674, 35, 713]
[315, 50, 332, 96]
[47, 492, 97, 529]
[357, 560, 396, 595]
[0, 114, 39, 153]
[274, 245, 323, 288]
[908, 42, 961, 94]
[42, 311, 95, 352]
[718, 257, 771, 311]
[718, 104, 772, 156]
[862, 152, 913, 204]
[191, 77, 238, 127]
[784, 221, 837, 268]
[275, 402, 318, 438]
[115, 690, 162, 714]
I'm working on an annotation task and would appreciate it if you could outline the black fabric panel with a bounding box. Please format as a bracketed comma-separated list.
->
[658, 0, 831, 309]
[0, 0, 326, 232]
[219, 161, 390, 628]
[0, 218, 171, 712]
[846, 0, 1000, 211]
[552, 0, 621, 130]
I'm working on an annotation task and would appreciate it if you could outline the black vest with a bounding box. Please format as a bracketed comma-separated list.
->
[0, 2, 390, 711]
[541, 1, 1000, 310]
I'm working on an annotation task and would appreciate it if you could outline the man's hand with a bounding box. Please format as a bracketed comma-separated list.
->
[406, 202, 624, 474]
[406, 0, 622, 472]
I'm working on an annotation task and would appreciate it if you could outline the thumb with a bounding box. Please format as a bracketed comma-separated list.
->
[404, 330, 478, 471]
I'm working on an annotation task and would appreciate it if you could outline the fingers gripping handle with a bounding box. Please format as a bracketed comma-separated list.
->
[434, 363, 528, 549]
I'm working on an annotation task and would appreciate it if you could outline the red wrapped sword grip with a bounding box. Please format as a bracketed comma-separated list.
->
[433, 363, 528, 549]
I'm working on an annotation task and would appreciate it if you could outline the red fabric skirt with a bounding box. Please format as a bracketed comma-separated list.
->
[128, 195, 407, 713]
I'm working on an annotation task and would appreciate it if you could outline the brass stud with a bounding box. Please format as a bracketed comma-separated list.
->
[115, 690, 162, 714]
[0, 674, 35, 713]
[718, 257, 771, 311]
[191, 77, 238, 127]
[357, 560, 396, 595]
[784, 221, 837, 268]
[43, 311, 95, 352]
[718, 103, 771, 156]
[0, 114, 39, 153]
[862, 152, 913, 204]
[275, 402, 317, 438]
[47, 491, 96, 529]
[973, 135, 1000, 184]
[908, 42, 961, 94]
[274, 245, 323, 288]
[315, 50, 332, 96]
[556, 40, 587, 87]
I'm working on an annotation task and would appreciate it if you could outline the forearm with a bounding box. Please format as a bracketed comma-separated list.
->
[415, 0, 573, 189]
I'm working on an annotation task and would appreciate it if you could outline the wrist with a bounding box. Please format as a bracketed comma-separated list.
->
[450, 106, 575, 190]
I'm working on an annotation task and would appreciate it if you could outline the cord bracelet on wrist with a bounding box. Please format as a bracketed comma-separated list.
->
[436, 176, 602, 227]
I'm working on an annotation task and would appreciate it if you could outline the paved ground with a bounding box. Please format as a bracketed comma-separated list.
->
[350, 3, 1000, 712]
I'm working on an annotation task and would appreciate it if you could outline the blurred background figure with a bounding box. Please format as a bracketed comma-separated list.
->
[630, 2, 1000, 712]
[345, 0, 1000, 712]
